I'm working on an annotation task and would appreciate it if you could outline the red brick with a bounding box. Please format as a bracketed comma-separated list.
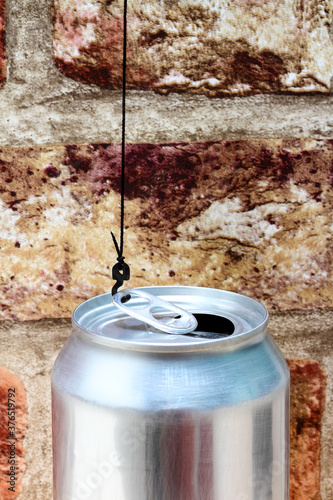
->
[0, 367, 27, 499]
[0, 139, 333, 319]
[0, 0, 5, 86]
[288, 359, 327, 500]
[51, 0, 333, 95]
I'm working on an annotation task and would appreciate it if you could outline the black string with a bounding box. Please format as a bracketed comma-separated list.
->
[120, 0, 128, 257]
[110, 0, 130, 296]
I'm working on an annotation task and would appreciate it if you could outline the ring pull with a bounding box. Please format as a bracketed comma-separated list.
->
[112, 289, 198, 335]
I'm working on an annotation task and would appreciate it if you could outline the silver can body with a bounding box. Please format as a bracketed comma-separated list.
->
[52, 286, 289, 500]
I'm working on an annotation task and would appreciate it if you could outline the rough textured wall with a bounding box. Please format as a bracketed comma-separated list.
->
[0, 0, 333, 498]
[288, 359, 327, 500]
[1, 138, 333, 320]
[52, 0, 333, 95]
[1, 2, 333, 147]
[0, 367, 27, 500]
[0, 0, 5, 86]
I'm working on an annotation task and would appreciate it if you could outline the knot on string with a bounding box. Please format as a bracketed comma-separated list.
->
[111, 231, 130, 296]
[110, 0, 130, 299]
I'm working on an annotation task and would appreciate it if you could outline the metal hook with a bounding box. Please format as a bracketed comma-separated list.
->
[111, 231, 130, 296]
[111, 258, 130, 296]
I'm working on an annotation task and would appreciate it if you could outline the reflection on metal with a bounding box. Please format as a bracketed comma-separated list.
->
[113, 288, 198, 334]
[52, 286, 289, 500]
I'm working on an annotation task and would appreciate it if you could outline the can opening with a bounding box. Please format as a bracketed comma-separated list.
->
[184, 313, 235, 339]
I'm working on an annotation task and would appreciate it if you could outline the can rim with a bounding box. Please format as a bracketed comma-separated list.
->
[72, 286, 269, 352]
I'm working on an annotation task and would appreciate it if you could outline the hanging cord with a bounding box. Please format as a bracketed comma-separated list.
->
[110, 0, 130, 296]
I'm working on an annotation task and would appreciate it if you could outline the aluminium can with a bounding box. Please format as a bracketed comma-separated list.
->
[52, 286, 290, 500]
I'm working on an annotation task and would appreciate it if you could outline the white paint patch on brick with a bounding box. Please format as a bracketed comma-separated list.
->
[278, 245, 328, 282]
[229, 83, 252, 93]
[281, 72, 299, 87]
[25, 194, 47, 205]
[0, 200, 28, 244]
[156, 71, 191, 87]
[81, 23, 97, 45]
[54, 40, 81, 61]
[289, 181, 310, 203]
[191, 78, 220, 88]
[43, 186, 92, 227]
[257, 180, 269, 188]
[177, 198, 288, 245]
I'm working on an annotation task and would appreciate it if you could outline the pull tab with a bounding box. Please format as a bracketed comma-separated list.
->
[112, 289, 198, 335]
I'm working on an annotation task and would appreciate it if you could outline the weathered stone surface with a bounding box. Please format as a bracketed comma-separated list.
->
[1, 0, 333, 152]
[51, 0, 333, 96]
[0, 0, 5, 86]
[0, 138, 332, 320]
[0, 367, 27, 499]
[288, 359, 326, 500]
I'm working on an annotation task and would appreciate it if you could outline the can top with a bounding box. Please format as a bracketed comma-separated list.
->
[72, 286, 268, 352]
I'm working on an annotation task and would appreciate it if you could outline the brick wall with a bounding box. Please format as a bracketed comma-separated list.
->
[0, 0, 332, 498]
